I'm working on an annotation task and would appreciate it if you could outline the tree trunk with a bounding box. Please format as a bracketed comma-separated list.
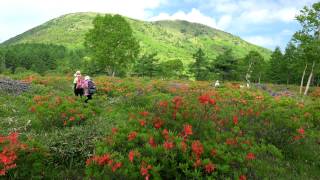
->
[304, 61, 315, 96]
[258, 73, 261, 84]
[112, 71, 115, 77]
[245, 62, 253, 88]
[300, 63, 308, 95]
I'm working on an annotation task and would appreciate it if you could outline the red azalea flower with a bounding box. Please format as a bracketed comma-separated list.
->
[69, 116, 75, 121]
[211, 149, 217, 156]
[293, 135, 302, 141]
[29, 106, 36, 113]
[98, 154, 111, 166]
[112, 128, 118, 134]
[162, 129, 169, 140]
[159, 101, 168, 108]
[183, 124, 193, 136]
[129, 150, 135, 163]
[239, 175, 247, 180]
[140, 164, 152, 179]
[140, 111, 149, 117]
[204, 162, 215, 173]
[246, 152, 255, 160]
[297, 127, 305, 135]
[172, 96, 183, 109]
[112, 162, 122, 172]
[193, 158, 202, 168]
[153, 118, 164, 129]
[233, 115, 238, 125]
[0, 169, 5, 176]
[128, 131, 137, 141]
[163, 141, 174, 150]
[198, 94, 210, 104]
[209, 98, 216, 105]
[7, 132, 19, 144]
[148, 137, 157, 147]
[192, 140, 204, 157]
[225, 138, 237, 145]
[139, 120, 146, 127]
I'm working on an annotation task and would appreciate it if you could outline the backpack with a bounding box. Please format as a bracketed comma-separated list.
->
[88, 80, 96, 94]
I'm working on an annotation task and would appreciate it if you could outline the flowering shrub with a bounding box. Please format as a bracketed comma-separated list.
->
[0, 132, 23, 176]
[29, 94, 98, 129]
[85, 91, 296, 179]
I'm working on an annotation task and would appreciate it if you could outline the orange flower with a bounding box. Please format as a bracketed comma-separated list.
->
[29, 106, 36, 113]
[192, 140, 204, 157]
[211, 149, 217, 156]
[112, 162, 122, 172]
[204, 162, 215, 173]
[162, 129, 169, 140]
[163, 141, 174, 150]
[148, 137, 157, 148]
[183, 124, 193, 136]
[139, 120, 146, 127]
[112, 128, 118, 134]
[69, 116, 75, 121]
[139, 111, 149, 117]
[128, 131, 137, 141]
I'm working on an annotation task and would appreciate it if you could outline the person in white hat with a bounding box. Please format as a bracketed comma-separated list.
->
[73, 70, 84, 97]
[83, 75, 96, 103]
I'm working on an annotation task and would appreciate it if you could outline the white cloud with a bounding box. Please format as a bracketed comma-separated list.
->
[150, 8, 233, 30]
[0, 0, 165, 42]
[238, 7, 297, 24]
[217, 15, 233, 29]
[243, 35, 281, 49]
[150, 8, 218, 28]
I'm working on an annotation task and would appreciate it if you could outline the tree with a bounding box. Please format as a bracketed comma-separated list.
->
[159, 59, 185, 79]
[212, 49, 238, 81]
[85, 14, 139, 76]
[134, 53, 159, 77]
[189, 48, 209, 80]
[283, 42, 298, 85]
[242, 51, 266, 84]
[0, 48, 5, 73]
[293, 2, 320, 95]
[267, 47, 283, 84]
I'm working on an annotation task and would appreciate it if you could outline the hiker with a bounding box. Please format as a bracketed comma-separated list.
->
[73, 71, 84, 97]
[83, 75, 96, 103]
[214, 80, 220, 88]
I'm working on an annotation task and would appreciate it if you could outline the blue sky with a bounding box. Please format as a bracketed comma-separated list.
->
[0, 0, 318, 50]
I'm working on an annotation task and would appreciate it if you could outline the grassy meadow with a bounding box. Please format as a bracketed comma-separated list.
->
[0, 73, 319, 179]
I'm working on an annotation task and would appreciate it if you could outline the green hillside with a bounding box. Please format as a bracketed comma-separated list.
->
[3, 12, 271, 63]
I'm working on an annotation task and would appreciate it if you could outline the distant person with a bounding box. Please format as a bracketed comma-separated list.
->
[73, 70, 84, 97]
[83, 75, 96, 103]
[214, 80, 220, 88]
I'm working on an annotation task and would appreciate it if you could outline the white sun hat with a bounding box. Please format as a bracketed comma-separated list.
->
[85, 76, 91, 80]
[74, 70, 81, 77]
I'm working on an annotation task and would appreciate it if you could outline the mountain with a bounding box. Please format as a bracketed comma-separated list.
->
[2, 12, 271, 63]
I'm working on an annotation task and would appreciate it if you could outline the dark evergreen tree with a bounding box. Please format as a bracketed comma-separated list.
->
[189, 48, 209, 80]
[212, 49, 238, 81]
[134, 53, 159, 77]
[267, 47, 283, 84]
